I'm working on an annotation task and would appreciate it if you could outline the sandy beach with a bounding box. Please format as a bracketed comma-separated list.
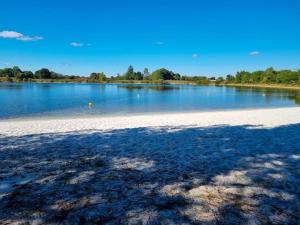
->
[1, 107, 300, 136]
[1, 107, 300, 224]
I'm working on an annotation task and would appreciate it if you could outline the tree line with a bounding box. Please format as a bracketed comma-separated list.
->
[90, 66, 210, 84]
[0, 65, 210, 84]
[89, 66, 300, 85]
[0, 67, 82, 82]
[1, 66, 300, 86]
[221, 67, 300, 85]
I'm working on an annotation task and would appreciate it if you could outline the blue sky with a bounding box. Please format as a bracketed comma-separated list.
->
[0, 0, 300, 76]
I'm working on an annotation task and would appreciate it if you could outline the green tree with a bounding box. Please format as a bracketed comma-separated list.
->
[50, 72, 61, 79]
[89, 72, 106, 82]
[174, 73, 181, 80]
[276, 70, 298, 83]
[134, 71, 143, 80]
[225, 74, 235, 83]
[12, 66, 22, 77]
[143, 68, 149, 78]
[15, 72, 26, 81]
[215, 77, 225, 85]
[0, 68, 14, 78]
[23, 71, 34, 80]
[124, 65, 135, 80]
[35, 68, 51, 79]
[150, 68, 175, 80]
[251, 70, 264, 83]
[262, 67, 276, 83]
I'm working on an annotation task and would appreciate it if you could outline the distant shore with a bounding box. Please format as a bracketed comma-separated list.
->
[0, 78, 199, 85]
[2, 79, 300, 91]
[222, 83, 300, 90]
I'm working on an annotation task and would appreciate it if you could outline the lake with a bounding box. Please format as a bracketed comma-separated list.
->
[0, 82, 299, 119]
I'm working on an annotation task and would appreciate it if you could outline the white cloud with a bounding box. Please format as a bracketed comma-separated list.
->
[0, 30, 43, 41]
[70, 42, 91, 47]
[0, 31, 23, 38]
[192, 53, 199, 58]
[70, 42, 84, 47]
[18, 36, 43, 41]
[249, 51, 260, 56]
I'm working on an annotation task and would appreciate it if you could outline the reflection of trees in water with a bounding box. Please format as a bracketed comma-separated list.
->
[0, 83, 23, 90]
[296, 93, 300, 105]
[234, 87, 300, 106]
[118, 85, 179, 91]
[288, 92, 300, 105]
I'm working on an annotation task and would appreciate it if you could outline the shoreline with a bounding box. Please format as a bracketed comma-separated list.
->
[1, 105, 299, 122]
[0, 80, 197, 85]
[1, 105, 297, 122]
[1, 107, 300, 136]
[222, 83, 300, 90]
[2, 81, 300, 90]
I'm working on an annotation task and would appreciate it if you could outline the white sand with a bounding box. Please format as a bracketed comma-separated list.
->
[1, 107, 300, 136]
[1, 107, 300, 224]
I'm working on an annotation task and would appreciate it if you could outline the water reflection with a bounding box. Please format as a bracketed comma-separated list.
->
[118, 85, 179, 91]
[288, 92, 300, 105]
[234, 87, 300, 106]
[0, 83, 23, 90]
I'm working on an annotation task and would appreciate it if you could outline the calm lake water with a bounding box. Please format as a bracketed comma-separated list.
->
[0, 83, 299, 119]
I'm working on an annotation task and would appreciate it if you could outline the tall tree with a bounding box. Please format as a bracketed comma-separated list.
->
[35, 68, 51, 79]
[143, 68, 149, 78]
[12, 66, 22, 77]
[124, 65, 135, 80]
